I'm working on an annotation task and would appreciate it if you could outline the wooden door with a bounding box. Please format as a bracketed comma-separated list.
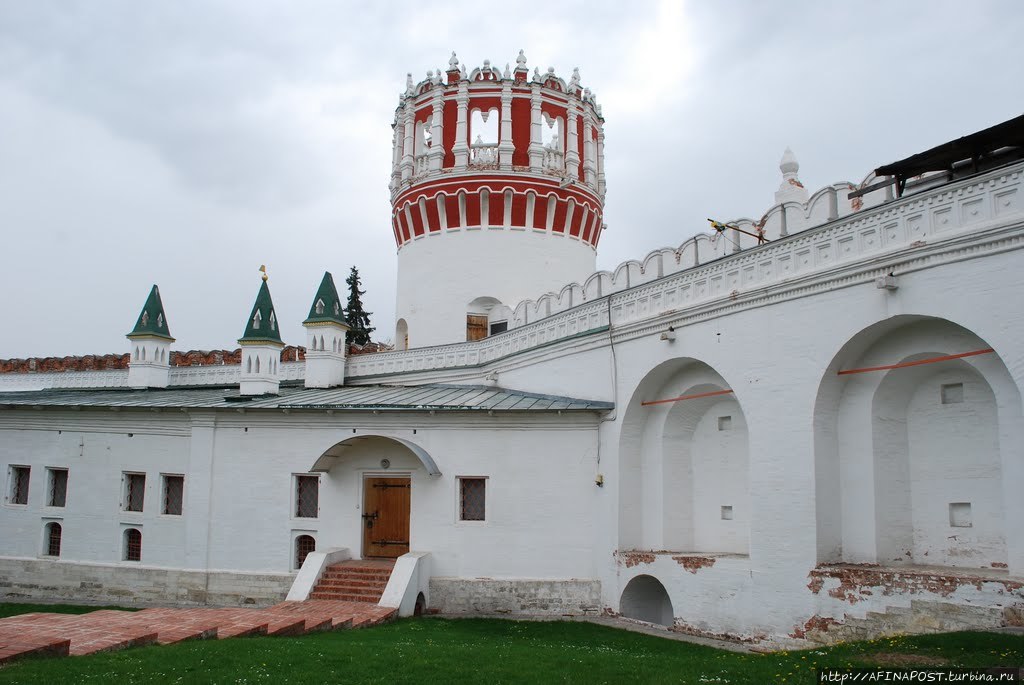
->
[466, 315, 488, 341]
[362, 477, 411, 558]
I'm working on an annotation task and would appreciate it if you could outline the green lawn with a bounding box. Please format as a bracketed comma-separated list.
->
[0, 607, 1020, 684]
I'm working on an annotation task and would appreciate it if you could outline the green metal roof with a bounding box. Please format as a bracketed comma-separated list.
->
[127, 285, 173, 341]
[0, 384, 613, 412]
[303, 272, 348, 326]
[239, 279, 283, 345]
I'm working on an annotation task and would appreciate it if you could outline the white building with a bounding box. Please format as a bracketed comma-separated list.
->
[1, 55, 1022, 644]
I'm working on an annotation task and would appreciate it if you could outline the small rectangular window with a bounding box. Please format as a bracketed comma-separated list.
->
[124, 473, 146, 512]
[721, 505, 734, 520]
[941, 383, 964, 405]
[47, 468, 68, 507]
[162, 475, 184, 515]
[295, 475, 319, 518]
[949, 502, 972, 528]
[459, 477, 486, 521]
[489, 321, 508, 335]
[718, 416, 732, 431]
[9, 466, 30, 505]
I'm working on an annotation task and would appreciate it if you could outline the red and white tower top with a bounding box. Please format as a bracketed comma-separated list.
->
[391, 52, 606, 349]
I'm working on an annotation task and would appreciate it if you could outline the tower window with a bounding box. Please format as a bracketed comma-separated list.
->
[270, 311, 277, 331]
[333, 301, 341, 316]
[315, 299, 325, 315]
[157, 313, 163, 328]
[141, 311, 149, 326]
[252, 311, 262, 330]
[47, 468, 68, 507]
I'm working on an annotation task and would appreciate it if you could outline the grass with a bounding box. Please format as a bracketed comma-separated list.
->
[0, 606, 1021, 684]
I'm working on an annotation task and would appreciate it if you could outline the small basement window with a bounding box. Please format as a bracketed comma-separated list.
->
[47, 468, 68, 508]
[124, 528, 142, 561]
[949, 502, 972, 528]
[162, 474, 184, 515]
[459, 477, 486, 521]
[718, 416, 732, 431]
[123, 473, 145, 512]
[295, 475, 319, 518]
[9, 465, 30, 505]
[44, 522, 62, 557]
[295, 534, 316, 569]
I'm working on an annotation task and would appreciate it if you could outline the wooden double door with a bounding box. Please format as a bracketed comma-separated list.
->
[362, 477, 410, 558]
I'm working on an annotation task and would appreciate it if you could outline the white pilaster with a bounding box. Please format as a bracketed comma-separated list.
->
[528, 84, 544, 171]
[453, 82, 469, 169]
[400, 102, 415, 183]
[565, 106, 580, 182]
[428, 87, 445, 171]
[498, 81, 515, 170]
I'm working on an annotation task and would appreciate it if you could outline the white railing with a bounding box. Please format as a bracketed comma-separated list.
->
[543, 147, 564, 172]
[414, 154, 429, 176]
[469, 143, 498, 166]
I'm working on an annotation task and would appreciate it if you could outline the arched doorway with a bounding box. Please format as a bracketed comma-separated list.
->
[620, 575, 674, 626]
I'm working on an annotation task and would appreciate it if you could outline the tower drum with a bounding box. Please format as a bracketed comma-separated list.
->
[391, 52, 606, 349]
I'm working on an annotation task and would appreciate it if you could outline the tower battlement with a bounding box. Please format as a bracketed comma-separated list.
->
[391, 52, 605, 349]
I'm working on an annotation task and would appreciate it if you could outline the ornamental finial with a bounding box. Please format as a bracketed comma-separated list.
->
[503, 63, 511, 79]
[532, 66, 541, 83]
[516, 49, 527, 66]
[405, 73, 414, 94]
[259, 264, 268, 282]
[448, 51, 459, 68]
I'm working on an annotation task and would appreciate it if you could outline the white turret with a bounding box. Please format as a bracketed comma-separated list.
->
[302, 272, 350, 389]
[126, 285, 173, 389]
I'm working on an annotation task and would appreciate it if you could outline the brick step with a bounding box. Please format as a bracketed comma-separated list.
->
[308, 591, 382, 603]
[320, 572, 392, 583]
[323, 564, 394, 575]
[311, 581, 387, 589]
[0, 636, 70, 665]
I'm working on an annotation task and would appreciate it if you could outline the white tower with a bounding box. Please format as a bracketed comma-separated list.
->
[238, 272, 284, 396]
[303, 272, 350, 389]
[126, 285, 174, 389]
[390, 52, 606, 349]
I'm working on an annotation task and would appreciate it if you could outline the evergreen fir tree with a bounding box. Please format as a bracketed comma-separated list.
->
[344, 266, 375, 346]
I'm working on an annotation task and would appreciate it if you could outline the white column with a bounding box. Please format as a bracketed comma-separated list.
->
[184, 412, 215, 571]
[452, 82, 469, 169]
[596, 127, 606, 197]
[498, 81, 514, 170]
[582, 114, 596, 187]
[528, 84, 544, 170]
[390, 119, 403, 191]
[428, 88, 445, 171]
[565, 105, 581, 181]
[400, 102, 415, 182]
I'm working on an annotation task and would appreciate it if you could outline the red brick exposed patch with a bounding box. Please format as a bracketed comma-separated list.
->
[992, 562, 1008, 569]
[615, 551, 656, 568]
[671, 620, 759, 643]
[0, 347, 308, 374]
[672, 555, 716, 574]
[790, 615, 841, 639]
[807, 564, 1024, 605]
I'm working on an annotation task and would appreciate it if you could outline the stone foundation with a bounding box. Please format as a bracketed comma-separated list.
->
[428, 577, 601, 615]
[0, 557, 292, 607]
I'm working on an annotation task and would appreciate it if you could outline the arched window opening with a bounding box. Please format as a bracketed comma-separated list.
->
[269, 311, 277, 331]
[246, 357, 252, 373]
[469, 108, 498, 166]
[45, 522, 62, 557]
[252, 311, 262, 330]
[124, 528, 142, 562]
[255, 357, 261, 374]
[315, 299, 325, 315]
[295, 534, 316, 569]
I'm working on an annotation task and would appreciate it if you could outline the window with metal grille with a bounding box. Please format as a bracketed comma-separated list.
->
[9, 466, 30, 505]
[295, 475, 319, 518]
[47, 468, 68, 507]
[124, 473, 145, 512]
[294, 535, 316, 569]
[459, 477, 486, 521]
[124, 528, 142, 561]
[45, 522, 62, 557]
[162, 475, 184, 515]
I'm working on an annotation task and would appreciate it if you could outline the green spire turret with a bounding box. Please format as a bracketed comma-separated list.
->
[127, 285, 174, 341]
[303, 272, 347, 326]
[239, 277, 283, 345]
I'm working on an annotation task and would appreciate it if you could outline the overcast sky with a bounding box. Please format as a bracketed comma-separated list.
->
[1, 1, 1021, 359]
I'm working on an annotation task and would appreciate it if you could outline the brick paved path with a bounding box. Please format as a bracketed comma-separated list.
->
[0, 599, 396, 664]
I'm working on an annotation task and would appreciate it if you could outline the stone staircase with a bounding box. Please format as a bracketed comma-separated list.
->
[805, 600, 1009, 645]
[308, 559, 395, 603]
[0, 599, 396, 665]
